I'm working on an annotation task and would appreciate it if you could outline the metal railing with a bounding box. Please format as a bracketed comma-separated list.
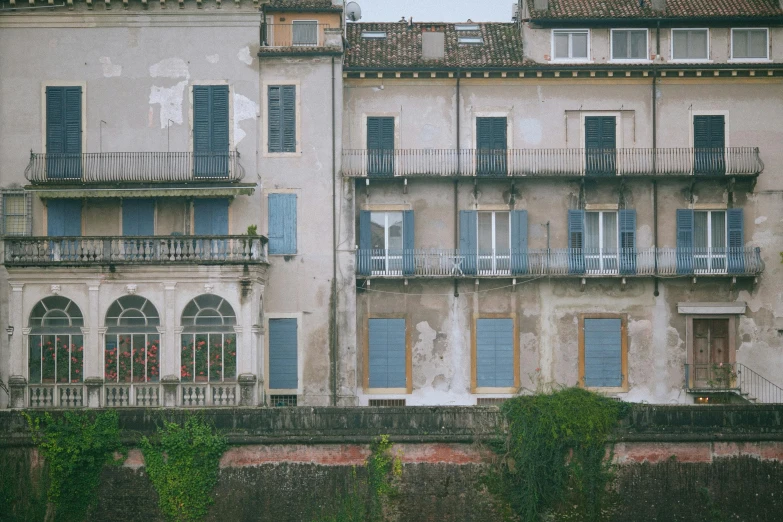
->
[355, 247, 764, 278]
[24, 151, 245, 184]
[685, 363, 783, 404]
[262, 23, 331, 47]
[341, 148, 763, 178]
[4, 236, 267, 266]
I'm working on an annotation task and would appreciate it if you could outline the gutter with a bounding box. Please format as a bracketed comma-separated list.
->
[343, 62, 783, 74]
[528, 15, 783, 27]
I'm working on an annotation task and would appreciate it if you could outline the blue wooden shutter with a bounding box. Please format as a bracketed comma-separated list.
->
[568, 210, 585, 274]
[46, 86, 82, 179]
[511, 210, 528, 275]
[619, 209, 637, 275]
[585, 116, 616, 176]
[122, 199, 155, 236]
[211, 86, 230, 176]
[727, 208, 745, 274]
[268, 86, 282, 153]
[268, 318, 298, 390]
[47, 199, 81, 236]
[693, 115, 725, 175]
[676, 209, 694, 274]
[476, 318, 514, 388]
[459, 210, 478, 275]
[368, 318, 406, 389]
[268, 194, 297, 255]
[367, 117, 394, 177]
[194, 86, 229, 178]
[476, 117, 507, 177]
[583, 318, 622, 387]
[358, 211, 372, 276]
[194, 199, 229, 235]
[282, 86, 296, 153]
[402, 210, 415, 276]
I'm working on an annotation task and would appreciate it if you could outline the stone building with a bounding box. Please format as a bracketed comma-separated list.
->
[1, 0, 782, 409]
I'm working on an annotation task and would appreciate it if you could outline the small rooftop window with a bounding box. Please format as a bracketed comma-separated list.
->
[362, 31, 387, 39]
[455, 24, 480, 31]
[458, 36, 484, 45]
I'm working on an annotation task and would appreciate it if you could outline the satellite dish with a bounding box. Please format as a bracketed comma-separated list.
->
[346, 1, 362, 22]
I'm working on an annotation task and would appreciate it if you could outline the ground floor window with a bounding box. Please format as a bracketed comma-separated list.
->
[579, 314, 628, 390]
[28, 296, 84, 384]
[367, 318, 407, 390]
[474, 317, 517, 391]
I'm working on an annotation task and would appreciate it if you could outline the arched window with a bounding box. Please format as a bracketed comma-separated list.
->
[104, 296, 160, 383]
[28, 296, 84, 384]
[181, 294, 236, 383]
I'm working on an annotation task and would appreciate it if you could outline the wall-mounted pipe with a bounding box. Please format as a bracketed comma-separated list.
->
[330, 55, 338, 405]
[653, 21, 660, 297]
[454, 69, 461, 297]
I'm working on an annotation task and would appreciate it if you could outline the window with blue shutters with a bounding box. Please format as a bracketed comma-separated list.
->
[268, 193, 297, 254]
[357, 211, 412, 275]
[46, 86, 82, 180]
[584, 116, 616, 176]
[268, 85, 297, 153]
[581, 316, 626, 389]
[122, 199, 155, 236]
[268, 318, 298, 390]
[475, 318, 515, 389]
[47, 199, 81, 237]
[368, 318, 407, 390]
[677, 209, 741, 274]
[568, 210, 585, 274]
[193, 199, 229, 235]
[476, 117, 507, 177]
[193, 85, 230, 178]
[693, 115, 726, 175]
[584, 211, 618, 274]
[367, 117, 395, 177]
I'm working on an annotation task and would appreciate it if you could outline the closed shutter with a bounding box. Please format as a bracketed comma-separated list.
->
[618, 209, 637, 275]
[727, 208, 745, 273]
[268, 86, 296, 153]
[402, 210, 415, 276]
[676, 209, 694, 274]
[568, 210, 585, 274]
[368, 318, 406, 389]
[693, 115, 725, 175]
[268, 318, 298, 390]
[367, 117, 395, 177]
[585, 116, 616, 176]
[583, 318, 622, 387]
[459, 210, 478, 275]
[358, 210, 372, 276]
[476, 117, 507, 177]
[47, 199, 81, 236]
[476, 318, 514, 388]
[268, 193, 297, 254]
[46, 86, 82, 179]
[510, 210, 529, 275]
[122, 199, 155, 236]
[282, 86, 296, 152]
[193, 85, 230, 178]
[194, 199, 229, 235]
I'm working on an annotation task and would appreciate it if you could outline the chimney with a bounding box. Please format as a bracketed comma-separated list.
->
[533, 0, 548, 10]
[422, 30, 446, 60]
[651, 0, 666, 11]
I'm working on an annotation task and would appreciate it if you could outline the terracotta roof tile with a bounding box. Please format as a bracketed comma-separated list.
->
[526, 0, 783, 20]
[344, 23, 527, 70]
[265, 0, 341, 11]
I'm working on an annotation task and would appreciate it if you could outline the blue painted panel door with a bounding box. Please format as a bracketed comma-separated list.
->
[583, 318, 622, 387]
[47, 199, 81, 236]
[194, 199, 229, 235]
[46, 86, 82, 179]
[268, 318, 298, 390]
[193, 85, 230, 178]
[368, 319, 406, 389]
[476, 319, 514, 388]
[268, 193, 297, 254]
[122, 199, 155, 236]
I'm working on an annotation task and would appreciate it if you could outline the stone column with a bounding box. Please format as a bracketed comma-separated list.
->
[161, 282, 180, 407]
[8, 283, 24, 379]
[84, 281, 102, 379]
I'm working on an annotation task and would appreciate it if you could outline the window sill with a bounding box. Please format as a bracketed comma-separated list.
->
[583, 385, 629, 393]
[550, 59, 593, 64]
[669, 59, 713, 63]
[728, 58, 772, 63]
[364, 387, 408, 395]
[474, 386, 518, 394]
[609, 59, 652, 64]
[263, 151, 303, 158]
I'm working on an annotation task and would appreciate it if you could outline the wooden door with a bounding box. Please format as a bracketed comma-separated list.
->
[693, 318, 730, 388]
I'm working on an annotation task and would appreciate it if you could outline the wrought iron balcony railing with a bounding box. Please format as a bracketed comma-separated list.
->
[262, 23, 331, 47]
[24, 151, 245, 184]
[355, 247, 764, 278]
[342, 148, 763, 178]
[4, 236, 267, 266]
[685, 363, 783, 404]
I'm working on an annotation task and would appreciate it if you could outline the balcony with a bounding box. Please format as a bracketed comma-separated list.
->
[25, 382, 241, 408]
[342, 148, 763, 179]
[4, 236, 267, 267]
[24, 151, 245, 185]
[356, 247, 764, 278]
[685, 363, 783, 404]
[261, 23, 332, 48]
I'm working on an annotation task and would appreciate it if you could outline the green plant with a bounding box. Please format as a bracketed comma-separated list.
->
[141, 414, 227, 522]
[246, 225, 258, 236]
[489, 388, 629, 522]
[707, 363, 737, 389]
[24, 410, 124, 522]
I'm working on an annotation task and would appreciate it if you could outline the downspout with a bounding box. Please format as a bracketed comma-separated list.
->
[454, 69, 461, 297]
[330, 55, 338, 405]
[652, 21, 660, 297]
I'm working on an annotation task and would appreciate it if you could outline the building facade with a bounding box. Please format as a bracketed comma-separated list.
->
[1, 0, 782, 409]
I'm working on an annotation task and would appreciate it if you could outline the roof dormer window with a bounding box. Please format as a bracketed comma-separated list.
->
[455, 24, 480, 31]
[459, 36, 484, 45]
[362, 31, 387, 39]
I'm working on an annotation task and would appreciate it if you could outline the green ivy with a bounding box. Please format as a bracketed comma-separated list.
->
[24, 410, 124, 522]
[489, 388, 629, 522]
[141, 414, 227, 522]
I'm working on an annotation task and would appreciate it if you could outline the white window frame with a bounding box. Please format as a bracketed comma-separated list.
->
[729, 27, 770, 62]
[370, 211, 404, 276]
[1, 190, 31, 237]
[477, 210, 511, 276]
[670, 28, 711, 62]
[291, 19, 319, 46]
[693, 210, 727, 274]
[610, 28, 650, 62]
[551, 29, 591, 62]
[584, 210, 619, 275]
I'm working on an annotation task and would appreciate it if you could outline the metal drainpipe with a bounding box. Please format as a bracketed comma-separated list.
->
[454, 69, 461, 297]
[330, 55, 338, 405]
[653, 22, 660, 297]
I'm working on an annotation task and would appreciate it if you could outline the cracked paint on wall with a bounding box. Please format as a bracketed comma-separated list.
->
[237, 46, 253, 65]
[99, 57, 122, 78]
[148, 58, 190, 129]
[233, 92, 258, 145]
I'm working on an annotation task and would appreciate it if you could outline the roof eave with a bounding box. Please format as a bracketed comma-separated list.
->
[528, 15, 783, 27]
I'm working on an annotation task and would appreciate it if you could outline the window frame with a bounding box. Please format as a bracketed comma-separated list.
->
[551, 29, 591, 62]
[104, 295, 161, 384]
[364, 315, 412, 395]
[670, 28, 711, 62]
[477, 210, 511, 275]
[369, 210, 404, 276]
[684, 315, 737, 390]
[291, 19, 319, 46]
[28, 296, 85, 385]
[471, 314, 519, 394]
[1, 190, 32, 236]
[578, 313, 628, 393]
[584, 210, 619, 274]
[265, 313, 304, 395]
[610, 28, 650, 62]
[41, 81, 87, 156]
[189, 81, 233, 154]
[263, 81, 301, 157]
[693, 209, 728, 274]
[180, 294, 238, 384]
[730, 27, 770, 62]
